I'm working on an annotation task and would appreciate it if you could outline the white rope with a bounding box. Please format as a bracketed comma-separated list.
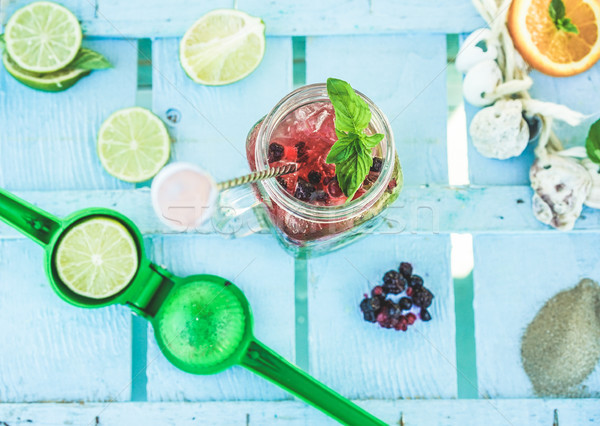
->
[470, 0, 589, 156]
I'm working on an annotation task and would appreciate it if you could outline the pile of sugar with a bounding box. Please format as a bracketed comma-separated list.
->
[521, 278, 600, 397]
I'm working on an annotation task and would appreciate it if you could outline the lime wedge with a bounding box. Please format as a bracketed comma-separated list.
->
[179, 9, 266, 85]
[97, 107, 171, 183]
[2, 52, 89, 92]
[4, 1, 82, 73]
[56, 217, 139, 299]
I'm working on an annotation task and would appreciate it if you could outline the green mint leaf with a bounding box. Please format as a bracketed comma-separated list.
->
[550, 0, 565, 23]
[363, 133, 384, 149]
[326, 134, 358, 164]
[337, 148, 373, 201]
[327, 78, 371, 133]
[69, 48, 112, 70]
[586, 119, 600, 164]
[560, 18, 579, 34]
[475, 39, 488, 53]
[325, 78, 384, 199]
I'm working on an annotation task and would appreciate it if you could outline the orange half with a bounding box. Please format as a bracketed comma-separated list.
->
[508, 0, 600, 76]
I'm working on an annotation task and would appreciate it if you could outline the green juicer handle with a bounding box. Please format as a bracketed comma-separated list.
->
[0, 188, 61, 246]
[242, 339, 387, 426]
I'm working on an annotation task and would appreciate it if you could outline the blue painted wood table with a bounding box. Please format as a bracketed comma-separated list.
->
[0, 1, 599, 424]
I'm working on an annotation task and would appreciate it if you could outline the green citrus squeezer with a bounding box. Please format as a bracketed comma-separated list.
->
[0, 187, 386, 426]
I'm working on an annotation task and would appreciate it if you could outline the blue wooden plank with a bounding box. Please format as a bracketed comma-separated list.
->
[306, 34, 449, 185]
[1, 186, 600, 240]
[0, 40, 138, 190]
[307, 234, 456, 399]
[1, 1, 485, 37]
[145, 235, 295, 401]
[473, 234, 600, 397]
[151, 37, 293, 182]
[0, 399, 598, 425]
[0, 239, 132, 402]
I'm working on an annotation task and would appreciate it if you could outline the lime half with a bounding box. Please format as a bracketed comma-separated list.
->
[179, 9, 266, 85]
[2, 52, 89, 92]
[56, 217, 139, 299]
[97, 107, 171, 183]
[4, 1, 82, 73]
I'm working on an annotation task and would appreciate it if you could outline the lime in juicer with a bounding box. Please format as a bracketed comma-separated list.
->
[0, 188, 386, 426]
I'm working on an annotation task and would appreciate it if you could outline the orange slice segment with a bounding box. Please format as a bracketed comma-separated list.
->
[508, 0, 600, 76]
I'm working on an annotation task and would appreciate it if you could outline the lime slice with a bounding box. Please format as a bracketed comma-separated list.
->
[97, 107, 171, 183]
[56, 217, 139, 299]
[179, 9, 266, 85]
[2, 52, 89, 92]
[4, 1, 82, 73]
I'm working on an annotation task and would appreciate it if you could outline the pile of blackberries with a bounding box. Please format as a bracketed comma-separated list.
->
[360, 262, 434, 331]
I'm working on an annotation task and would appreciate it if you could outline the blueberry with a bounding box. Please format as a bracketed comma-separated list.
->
[399, 262, 413, 279]
[268, 143, 284, 162]
[370, 157, 383, 172]
[294, 179, 315, 201]
[420, 308, 432, 322]
[409, 275, 424, 288]
[399, 297, 412, 310]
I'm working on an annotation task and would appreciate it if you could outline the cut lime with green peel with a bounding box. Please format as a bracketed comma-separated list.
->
[4, 1, 82, 73]
[156, 280, 247, 369]
[2, 52, 89, 92]
[56, 217, 139, 299]
[97, 107, 171, 183]
[180, 9, 266, 85]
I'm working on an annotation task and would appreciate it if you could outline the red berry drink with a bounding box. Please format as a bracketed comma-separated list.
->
[244, 84, 401, 256]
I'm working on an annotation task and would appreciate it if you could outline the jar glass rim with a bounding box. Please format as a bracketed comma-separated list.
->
[255, 83, 395, 223]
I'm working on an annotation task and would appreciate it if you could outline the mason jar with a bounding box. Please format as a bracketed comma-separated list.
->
[214, 83, 402, 257]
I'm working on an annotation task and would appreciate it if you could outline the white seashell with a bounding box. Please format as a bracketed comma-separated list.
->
[469, 99, 529, 159]
[455, 28, 498, 73]
[530, 155, 592, 230]
[581, 158, 600, 209]
[463, 60, 503, 107]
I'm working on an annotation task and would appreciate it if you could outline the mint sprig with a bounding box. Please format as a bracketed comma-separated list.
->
[586, 118, 600, 164]
[69, 48, 112, 70]
[325, 78, 383, 200]
[549, 0, 579, 34]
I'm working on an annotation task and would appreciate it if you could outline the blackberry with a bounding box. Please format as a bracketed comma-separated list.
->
[399, 297, 412, 310]
[363, 310, 377, 323]
[412, 285, 434, 308]
[369, 295, 383, 311]
[420, 308, 432, 322]
[383, 270, 406, 294]
[294, 179, 315, 201]
[409, 275, 424, 288]
[268, 143, 284, 162]
[370, 157, 383, 172]
[360, 295, 382, 313]
[308, 170, 322, 185]
[399, 262, 413, 279]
